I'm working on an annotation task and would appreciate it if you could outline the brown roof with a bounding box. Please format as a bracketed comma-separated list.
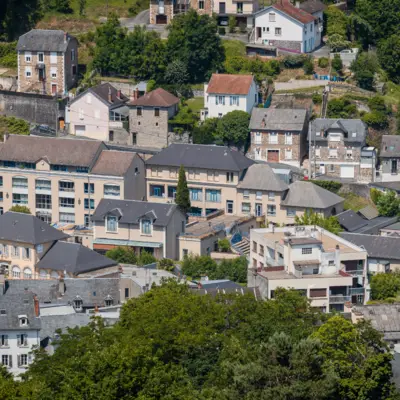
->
[90, 83, 128, 107]
[129, 88, 179, 107]
[0, 135, 104, 167]
[273, 1, 316, 24]
[90, 150, 137, 176]
[206, 74, 254, 95]
[299, 0, 326, 14]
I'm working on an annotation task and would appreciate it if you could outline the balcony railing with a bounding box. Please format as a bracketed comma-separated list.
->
[329, 295, 351, 304]
[350, 287, 365, 295]
[346, 270, 364, 277]
[59, 187, 75, 192]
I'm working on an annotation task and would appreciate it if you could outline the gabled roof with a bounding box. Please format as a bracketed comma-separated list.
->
[281, 181, 344, 209]
[238, 163, 289, 192]
[299, 0, 326, 14]
[358, 205, 379, 220]
[0, 135, 104, 167]
[309, 119, 367, 142]
[16, 29, 77, 52]
[90, 150, 137, 176]
[129, 88, 179, 107]
[0, 212, 69, 245]
[340, 233, 400, 260]
[36, 242, 117, 274]
[336, 210, 368, 232]
[207, 74, 255, 95]
[146, 144, 254, 171]
[249, 108, 307, 131]
[255, 0, 316, 24]
[380, 135, 400, 158]
[91, 199, 183, 227]
[70, 83, 128, 108]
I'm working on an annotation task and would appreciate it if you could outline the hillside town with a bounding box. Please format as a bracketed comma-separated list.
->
[1, 0, 400, 397]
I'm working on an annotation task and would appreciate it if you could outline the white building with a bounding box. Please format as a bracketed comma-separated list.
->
[0, 279, 41, 377]
[253, 0, 325, 53]
[248, 226, 368, 312]
[201, 74, 258, 120]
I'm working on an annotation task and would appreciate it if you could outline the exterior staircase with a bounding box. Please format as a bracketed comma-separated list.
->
[232, 237, 250, 257]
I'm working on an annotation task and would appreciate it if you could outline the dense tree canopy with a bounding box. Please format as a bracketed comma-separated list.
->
[370, 272, 400, 301]
[378, 35, 400, 84]
[294, 210, 342, 235]
[214, 110, 250, 148]
[376, 190, 400, 217]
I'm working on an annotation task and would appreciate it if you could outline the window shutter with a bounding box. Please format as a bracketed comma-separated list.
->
[17, 335, 20, 346]
[17, 354, 21, 367]
[23, 335, 27, 346]
[4, 335, 8, 346]
[9, 355, 12, 367]
[28, 354, 33, 364]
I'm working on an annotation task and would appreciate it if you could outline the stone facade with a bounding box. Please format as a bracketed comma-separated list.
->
[191, 0, 213, 16]
[267, 40, 302, 52]
[17, 40, 78, 96]
[150, 0, 174, 24]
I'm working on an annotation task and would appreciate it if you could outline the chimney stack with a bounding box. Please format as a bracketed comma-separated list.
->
[0, 274, 5, 296]
[59, 278, 65, 296]
[117, 89, 122, 100]
[108, 86, 112, 103]
[64, 32, 68, 43]
[33, 295, 40, 317]
[295, 1, 300, 8]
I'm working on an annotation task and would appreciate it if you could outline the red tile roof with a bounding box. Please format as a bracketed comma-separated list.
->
[206, 74, 254, 95]
[273, 0, 316, 24]
[129, 87, 179, 107]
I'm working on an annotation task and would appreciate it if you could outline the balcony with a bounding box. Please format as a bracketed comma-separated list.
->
[346, 269, 364, 277]
[329, 295, 351, 304]
[350, 287, 365, 295]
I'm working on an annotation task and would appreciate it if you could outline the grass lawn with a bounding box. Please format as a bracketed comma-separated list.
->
[341, 192, 371, 212]
[222, 40, 246, 58]
[186, 97, 204, 115]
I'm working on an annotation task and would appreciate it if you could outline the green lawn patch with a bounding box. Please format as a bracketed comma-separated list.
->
[341, 192, 371, 212]
[223, 40, 246, 58]
[186, 97, 204, 115]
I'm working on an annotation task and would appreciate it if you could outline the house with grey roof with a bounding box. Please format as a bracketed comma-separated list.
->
[67, 83, 131, 144]
[378, 135, 400, 183]
[380, 222, 400, 237]
[17, 29, 78, 96]
[91, 199, 186, 260]
[308, 118, 376, 182]
[248, 108, 308, 168]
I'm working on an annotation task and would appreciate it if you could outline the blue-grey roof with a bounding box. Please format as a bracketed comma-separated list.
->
[238, 163, 289, 191]
[336, 210, 368, 232]
[40, 313, 90, 341]
[198, 279, 242, 290]
[16, 29, 77, 52]
[249, 108, 307, 131]
[380, 135, 400, 158]
[0, 212, 69, 245]
[309, 118, 367, 142]
[146, 144, 254, 172]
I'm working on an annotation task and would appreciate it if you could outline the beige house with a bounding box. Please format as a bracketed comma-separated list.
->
[16, 29, 78, 96]
[0, 135, 146, 226]
[91, 199, 186, 260]
[0, 212, 116, 280]
[68, 83, 131, 144]
[248, 226, 368, 312]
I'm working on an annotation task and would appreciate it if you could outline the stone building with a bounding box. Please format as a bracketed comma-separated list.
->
[378, 135, 400, 183]
[308, 118, 376, 182]
[16, 29, 78, 96]
[248, 108, 308, 168]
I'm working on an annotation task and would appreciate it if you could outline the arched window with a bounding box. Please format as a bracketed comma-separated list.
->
[104, 295, 113, 307]
[23, 268, 32, 279]
[39, 270, 48, 279]
[12, 266, 20, 279]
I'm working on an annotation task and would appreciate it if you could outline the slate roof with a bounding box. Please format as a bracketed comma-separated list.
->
[0, 212, 69, 245]
[358, 205, 379, 220]
[249, 108, 307, 131]
[206, 74, 254, 95]
[40, 313, 90, 341]
[0, 292, 41, 330]
[146, 144, 254, 171]
[91, 199, 183, 227]
[91, 151, 137, 176]
[299, 0, 326, 14]
[36, 241, 117, 275]
[6, 278, 120, 309]
[340, 233, 400, 260]
[281, 181, 344, 209]
[370, 182, 400, 193]
[237, 163, 289, 191]
[16, 29, 77, 52]
[309, 119, 367, 142]
[336, 210, 368, 232]
[129, 88, 179, 107]
[380, 135, 400, 158]
[353, 216, 398, 235]
[382, 222, 400, 232]
[198, 280, 243, 290]
[0, 135, 104, 167]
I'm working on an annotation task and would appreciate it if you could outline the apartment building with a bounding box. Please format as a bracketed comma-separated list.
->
[309, 118, 376, 182]
[0, 135, 146, 226]
[378, 135, 400, 183]
[91, 199, 186, 260]
[17, 29, 78, 96]
[214, 0, 259, 28]
[248, 226, 368, 312]
[248, 108, 308, 168]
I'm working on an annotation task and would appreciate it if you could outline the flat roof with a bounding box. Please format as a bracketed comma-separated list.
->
[257, 269, 350, 280]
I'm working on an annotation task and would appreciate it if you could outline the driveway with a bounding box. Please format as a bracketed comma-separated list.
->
[310, 44, 330, 58]
[120, 10, 150, 29]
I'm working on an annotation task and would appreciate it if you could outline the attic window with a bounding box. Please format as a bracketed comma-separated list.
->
[352, 132, 357, 137]
[73, 298, 83, 311]
[104, 295, 113, 307]
[19, 316, 28, 326]
[0, 309, 6, 316]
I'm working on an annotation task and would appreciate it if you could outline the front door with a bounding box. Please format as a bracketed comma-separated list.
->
[267, 150, 279, 162]
[257, 27, 261, 41]
[226, 200, 233, 214]
[255, 203, 263, 217]
[219, 2, 226, 13]
[51, 84, 57, 95]
[38, 68, 45, 81]
[392, 159, 398, 174]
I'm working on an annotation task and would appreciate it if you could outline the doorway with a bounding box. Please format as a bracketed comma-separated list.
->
[255, 203, 263, 217]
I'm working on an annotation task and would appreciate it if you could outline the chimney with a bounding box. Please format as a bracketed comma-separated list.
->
[59, 278, 65, 296]
[64, 32, 68, 43]
[33, 295, 40, 317]
[295, 1, 300, 8]
[4, 133, 9, 142]
[117, 89, 122, 100]
[0, 274, 5, 296]
[108, 86, 112, 103]
[136, 87, 139, 98]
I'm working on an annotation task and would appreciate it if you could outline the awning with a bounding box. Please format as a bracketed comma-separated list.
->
[93, 238, 163, 248]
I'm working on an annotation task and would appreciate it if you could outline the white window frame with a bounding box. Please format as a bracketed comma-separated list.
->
[37, 52, 44, 63]
[256, 191, 262, 200]
[50, 67, 57, 79]
[329, 148, 338, 158]
[285, 149, 292, 160]
[268, 192, 275, 201]
[254, 132, 262, 144]
[216, 95, 225, 106]
[230, 95, 239, 106]
[285, 132, 293, 144]
[141, 218, 152, 235]
[106, 215, 118, 233]
[275, 27, 282, 36]
[269, 132, 278, 144]
[287, 208, 296, 217]
[50, 51, 57, 64]
[25, 67, 32, 78]
[24, 52, 31, 63]
[269, 12, 275, 22]
[243, 190, 250, 199]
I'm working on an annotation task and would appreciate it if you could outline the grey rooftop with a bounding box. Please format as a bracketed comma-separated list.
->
[309, 119, 367, 142]
[249, 108, 308, 131]
[16, 29, 77, 52]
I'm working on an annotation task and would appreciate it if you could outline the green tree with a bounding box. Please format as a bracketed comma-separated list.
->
[9, 205, 31, 214]
[331, 54, 343, 72]
[228, 16, 236, 33]
[327, 97, 358, 119]
[362, 111, 389, 129]
[370, 272, 400, 300]
[376, 190, 400, 217]
[326, 6, 348, 37]
[370, 187, 383, 204]
[218, 238, 230, 253]
[181, 254, 218, 278]
[78, 0, 86, 16]
[105, 246, 137, 264]
[192, 117, 218, 144]
[137, 250, 157, 266]
[215, 256, 247, 283]
[378, 34, 400, 83]
[167, 10, 225, 83]
[176, 165, 190, 214]
[327, 34, 351, 52]
[164, 59, 189, 85]
[368, 96, 389, 114]
[214, 110, 250, 148]
[295, 210, 342, 235]
[350, 52, 379, 90]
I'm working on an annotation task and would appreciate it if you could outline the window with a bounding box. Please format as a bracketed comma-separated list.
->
[59, 197, 75, 208]
[105, 296, 113, 307]
[226, 200, 233, 214]
[18, 334, 27, 347]
[59, 213, 75, 223]
[268, 192, 275, 201]
[106, 215, 118, 232]
[256, 191, 262, 200]
[1, 335, 8, 347]
[35, 179, 51, 191]
[109, 131, 114, 142]
[13, 194, 28, 205]
[329, 164, 335, 172]
[141, 219, 152, 235]
[23, 248, 30, 260]
[38, 52, 44, 63]
[137, 107, 142, 116]
[76, 166, 89, 173]
[51, 67, 57, 79]
[285, 149, 292, 160]
[125, 288, 130, 299]
[254, 132, 262, 144]
[328, 260, 335, 266]
[267, 204, 276, 216]
[275, 27, 282, 35]
[12, 177, 28, 188]
[51, 164, 68, 171]
[2, 355, 10, 367]
[237, 2, 243, 13]
[205, 189, 221, 203]
[36, 194, 51, 209]
[329, 148, 338, 158]
[12, 266, 20, 278]
[285, 132, 292, 144]
[286, 208, 296, 217]
[230, 95, 239, 106]
[73, 298, 82, 311]
[71, 49, 75, 62]
[23, 268, 32, 279]
[188, 170, 195, 180]
[269, 132, 278, 144]
[132, 132, 137, 145]
[243, 190, 250, 199]
[346, 149, 353, 159]
[25, 67, 32, 77]
[226, 172, 234, 182]
[24, 52, 31, 62]
[216, 96, 225, 105]
[72, 65, 77, 75]
[241, 202, 251, 213]
[168, 186, 177, 199]
[84, 198, 95, 210]
[199, 0, 204, 8]
[253, 241, 257, 252]
[150, 185, 165, 197]
[154, 107, 160, 117]
[84, 183, 94, 194]
[169, 168, 178, 178]
[190, 188, 202, 201]
[269, 12, 275, 21]
[103, 184, 120, 198]
[207, 170, 219, 181]
[84, 214, 92, 228]
[302, 248, 312, 255]
[259, 245, 264, 256]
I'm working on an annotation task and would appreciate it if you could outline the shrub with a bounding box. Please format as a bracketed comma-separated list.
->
[303, 58, 314, 75]
[318, 57, 329, 68]
[137, 251, 157, 266]
[283, 55, 305, 68]
[362, 111, 389, 129]
[368, 96, 388, 114]
[218, 238, 231, 253]
[331, 54, 343, 72]
[370, 188, 382, 205]
[228, 16, 236, 33]
[310, 180, 342, 194]
[218, 27, 226, 35]
[158, 258, 175, 272]
[312, 93, 323, 104]
[239, 22, 247, 33]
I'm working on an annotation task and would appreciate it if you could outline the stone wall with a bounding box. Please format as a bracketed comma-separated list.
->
[0, 90, 59, 128]
[269, 40, 301, 52]
[150, 0, 174, 24]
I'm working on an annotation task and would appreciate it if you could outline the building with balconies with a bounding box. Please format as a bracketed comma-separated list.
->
[0, 135, 146, 226]
[248, 225, 368, 313]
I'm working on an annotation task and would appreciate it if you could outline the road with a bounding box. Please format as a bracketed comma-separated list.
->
[119, 10, 150, 29]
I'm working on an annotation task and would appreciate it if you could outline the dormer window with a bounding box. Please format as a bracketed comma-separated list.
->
[104, 295, 113, 307]
[141, 218, 152, 235]
[73, 297, 83, 311]
[106, 215, 118, 232]
[19, 315, 28, 327]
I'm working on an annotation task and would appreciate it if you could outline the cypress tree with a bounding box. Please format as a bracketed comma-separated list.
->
[176, 165, 191, 214]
